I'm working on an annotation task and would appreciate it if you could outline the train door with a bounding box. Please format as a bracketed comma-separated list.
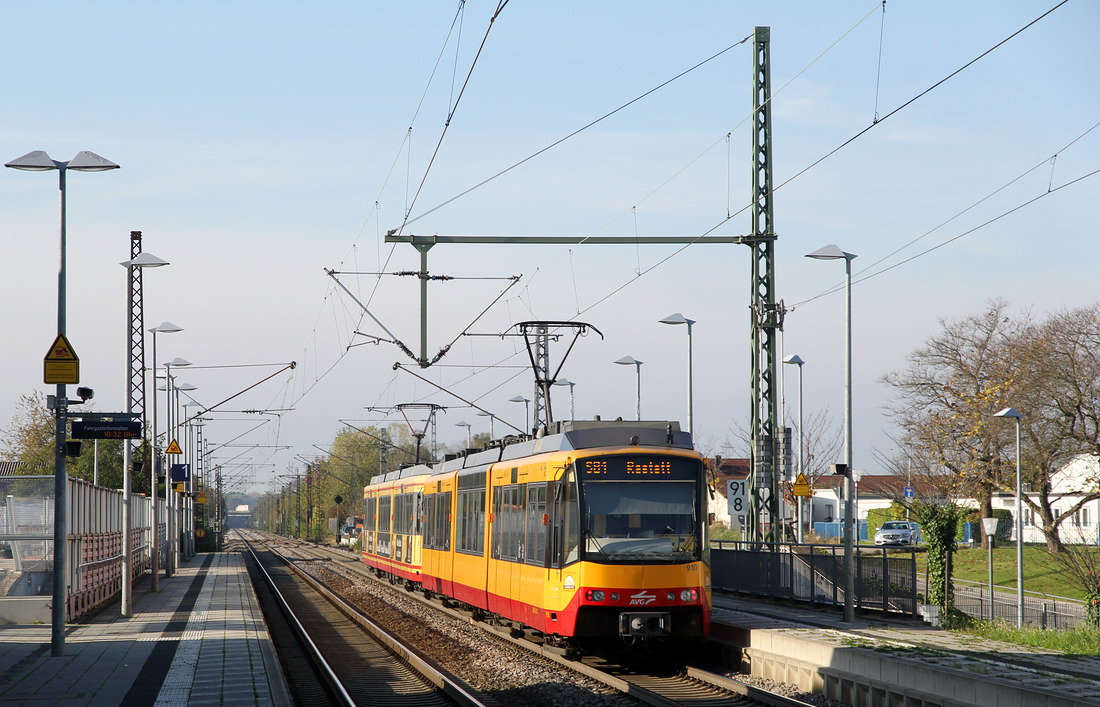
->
[509, 480, 528, 621]
[488, 483, 506, 615]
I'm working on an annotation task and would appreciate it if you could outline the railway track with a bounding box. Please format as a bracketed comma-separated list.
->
[245, 531, 813, 707]
[240, 532, 488, 707]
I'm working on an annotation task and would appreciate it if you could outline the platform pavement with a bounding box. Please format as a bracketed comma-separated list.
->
[712, 593, 1100, 706]
[0, 551, 292, 706]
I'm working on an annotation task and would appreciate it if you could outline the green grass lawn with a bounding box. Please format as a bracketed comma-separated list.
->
[912, 543, 1099, 601]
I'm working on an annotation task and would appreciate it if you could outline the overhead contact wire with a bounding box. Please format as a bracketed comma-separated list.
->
[398, 0, 512, 235]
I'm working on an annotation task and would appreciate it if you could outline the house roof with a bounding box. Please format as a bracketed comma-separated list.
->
[709, 458, 749, 499]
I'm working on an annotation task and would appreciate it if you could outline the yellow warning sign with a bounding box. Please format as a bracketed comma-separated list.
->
[196, 491, 208, 504]
[44, 333, 79, 384]
[165, 439, 183, 455]
[792, 472, 812, 497]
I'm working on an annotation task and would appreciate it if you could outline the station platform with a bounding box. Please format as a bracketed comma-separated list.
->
[712, 593, 1100, 706]
[0, 552, 291, 706]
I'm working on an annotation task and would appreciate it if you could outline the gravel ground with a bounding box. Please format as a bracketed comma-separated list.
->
[286, 547, 849, 707]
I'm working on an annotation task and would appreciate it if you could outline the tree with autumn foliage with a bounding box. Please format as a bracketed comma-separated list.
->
[881, 300, 1025, 546]
[882, 299, 1100, 554]
[258, 422, 425, 541]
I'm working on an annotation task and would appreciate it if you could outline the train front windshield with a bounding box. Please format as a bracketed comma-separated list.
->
[576, 455, 702, 564]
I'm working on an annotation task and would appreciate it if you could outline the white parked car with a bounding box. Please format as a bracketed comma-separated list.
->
[874, 521, 921, 546]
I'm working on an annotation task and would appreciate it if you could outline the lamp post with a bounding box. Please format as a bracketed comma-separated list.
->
[147, 322, 182, 590]
[509, 396, 530, 433]
[553, 378, 576, 421]
[614, 356, 644, 421]
[994, 406, 1024, 628]
[162, 357, 191, 575]
[6, 149, 119, 657]
[119, 252, 168, 617]
[181, 398, 201, 561]
[982, 516, 1000, 621]
[659, 314, 695, 435]
[455, 421, 472, 449]
[783, 354, 805, 543]
[807, 244, 857, 623]
[476, 411, 496, 439]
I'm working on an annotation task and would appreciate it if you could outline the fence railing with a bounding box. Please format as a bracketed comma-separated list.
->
[710, 540, 920, 617]
[932, 577, 1087, 630]
[1, 476, 164, 621]
[712, 540, 1090, 630]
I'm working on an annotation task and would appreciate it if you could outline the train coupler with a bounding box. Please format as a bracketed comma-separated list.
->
[618, 611, 671, 637]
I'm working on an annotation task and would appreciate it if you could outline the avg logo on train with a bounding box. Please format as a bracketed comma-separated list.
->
[359, 420, 712, 653]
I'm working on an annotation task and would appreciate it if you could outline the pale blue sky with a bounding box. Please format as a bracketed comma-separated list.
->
[2, 1, 1097, 494]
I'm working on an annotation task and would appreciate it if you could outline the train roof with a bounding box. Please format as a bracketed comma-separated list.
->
[498, 420, 692, 462]
[402, 420, 696, 480]
[368, 463, 433, 486]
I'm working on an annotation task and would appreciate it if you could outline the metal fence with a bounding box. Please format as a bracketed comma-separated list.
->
[711, 541, 919, 617]
[934, 577, 1087, 630]
[1, 475, 162, 621]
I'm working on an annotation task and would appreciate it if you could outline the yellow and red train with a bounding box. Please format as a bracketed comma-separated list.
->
[361, 420, 711, 649]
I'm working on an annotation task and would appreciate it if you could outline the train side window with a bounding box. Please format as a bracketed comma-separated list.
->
[492, 485, 503, 558]
[526, 482, 547, 567]
[364, 497, 376, 532]
[550, 472, 580, 568]
[443, 491, 452, 551]
[456, 488, 485, 556]
[423, 493, 436, 549]
[379, 496, 391, 533]
[500, 485, 518, 561]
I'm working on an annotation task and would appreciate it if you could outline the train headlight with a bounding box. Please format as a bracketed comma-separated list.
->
[666, 592, 676, 602]
[610, 592, 619, 601]
[680, 589, 698, 602]
[585, 590, 606, 602]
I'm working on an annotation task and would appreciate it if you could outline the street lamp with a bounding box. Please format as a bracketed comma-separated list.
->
[994, 406, 1025, 628]
[614, 356, 644, 421]
[178, 393, 199, 562]
[162, 357, 191, 576]
[476, 411, 496, 439]
[982, 516, 1000, 622]
[6, 149, 119, 657]
[455, 421, 472, 449]
[147, 322, 182, 590]
[119, 251, 169, 617]
[509, 395, 531, 433]
[553, 378, 576, 421]
[659, 314, 695, 435]
[806, 244, 857, 623]
[783, 354, 805, 543]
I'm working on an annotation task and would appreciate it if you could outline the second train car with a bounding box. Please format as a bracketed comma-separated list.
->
[361, 420, 710, 650]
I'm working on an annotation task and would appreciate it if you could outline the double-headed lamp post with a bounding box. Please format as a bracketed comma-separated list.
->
[614, 356, 644, 421]
[119, 252, 169, 617]
[783, 354, 805, 543]
[806, 244, 857, 623]
[659, 314, 695, 435]
[6, 149, 119, 657]
[993, 406, 1025, 629]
